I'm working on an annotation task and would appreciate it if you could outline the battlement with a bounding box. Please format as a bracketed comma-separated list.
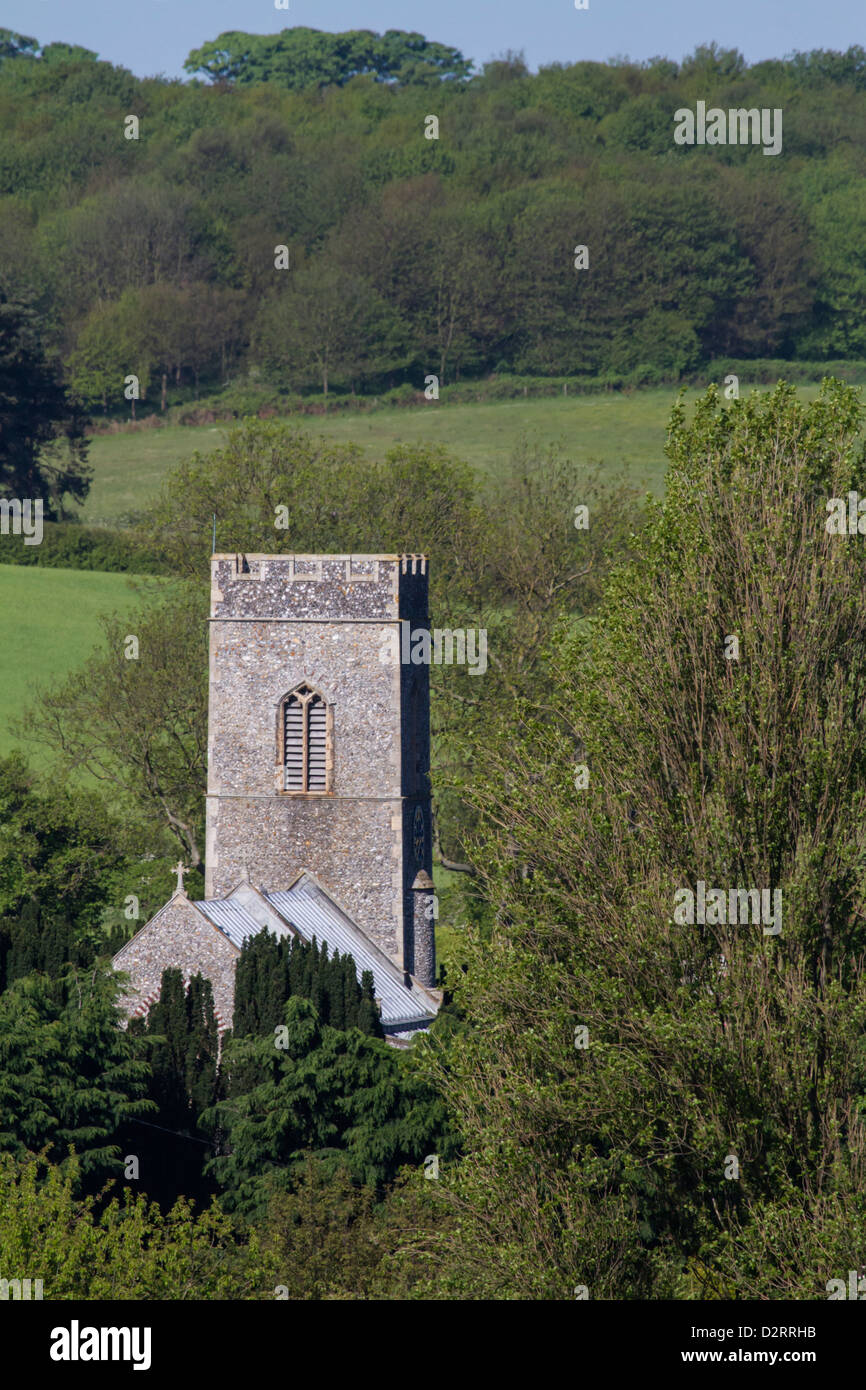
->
[210, 552, 428, 622]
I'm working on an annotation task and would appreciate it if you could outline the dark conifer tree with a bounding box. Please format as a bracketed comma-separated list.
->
[185, 972, 219, 1125]
[7, 900, 39, 980]
[232, 949, 251, 1036]
[357, 970, 383, 1038]
[325, 950, 344, 1030]
[232, 931, 383, 1041]
[147, 967, 190, 1130]
[265, 935, 285, 1030]
[317, 941, 331, 1024]
[288, 935, 304, 997]
[342, 956, 359, 1031]
[43, 912, 73, 977]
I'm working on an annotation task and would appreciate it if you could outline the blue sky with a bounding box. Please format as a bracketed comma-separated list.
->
[5, 0, 864, 81]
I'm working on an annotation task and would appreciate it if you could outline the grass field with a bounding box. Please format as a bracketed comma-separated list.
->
[76, 388, 709, 523]
[82, 381, 866, 525]
[0, 566, 166, 760]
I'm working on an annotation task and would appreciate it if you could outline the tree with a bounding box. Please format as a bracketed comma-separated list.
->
[184, 28, 472, 89]
[332, 177, 504, 384]
[0, 966, 153, 1183]
[252, 1156, 452, 1301]
[232, 931, 384, 1039]
[421, 208, 503, 384]
[0, 753, 132, 986]
[48, 181, 211, 325]
[131, 281, 249, 400]
[0, 30, 38, 65]
[254, 261, 410, 398]
[67, 290, 152, 414]
[0, 1151, 252, 1299]
[716, 171, 817, 358]
[19, 586, 209, 868]
[137, 968, 220, 1133]
[506, 176, 749, 376]
[40, 43, 99, 66]
[143, 418, 483, 604]
[143, 968, 192, 1131]
[787, 45, 866, 90]
[0, 291, 91, 517]
[417, 379, 866, 1298]
[2, 903, 83, 993]
[254, 1158, 382, 1300]
[205, 996, 451, 1215]
[796, 180, 866, 359]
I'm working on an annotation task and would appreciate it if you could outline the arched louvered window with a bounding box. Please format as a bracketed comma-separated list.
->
[280, 684, 331, 793]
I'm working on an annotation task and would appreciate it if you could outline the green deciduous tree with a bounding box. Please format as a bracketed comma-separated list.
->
[0, 30, 38, 65]
[20, 585, 209, 867]
[0, 1151, 250, 1299]
[67, 290, 152, 414]
[254, 261, 410, 398]
[415, 379, 866, 1298]
[184, 27, 472, 89]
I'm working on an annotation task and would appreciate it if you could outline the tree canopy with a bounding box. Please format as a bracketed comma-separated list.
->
[1, 38, 866, 404]
[414, 379, 866, 1298]
[183, 27, 473, 89]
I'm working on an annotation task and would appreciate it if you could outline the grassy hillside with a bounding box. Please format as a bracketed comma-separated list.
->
[12, 381, 863, 772]
[0, 566, 166, 761]
[82, 381, 865, 524]
[83, 392, 679, 522]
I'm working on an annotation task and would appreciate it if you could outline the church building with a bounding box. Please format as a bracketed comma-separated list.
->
[113, 552, 441, 1040]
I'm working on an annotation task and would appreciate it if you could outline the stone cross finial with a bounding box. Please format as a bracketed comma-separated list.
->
[173, 861, 189, 895]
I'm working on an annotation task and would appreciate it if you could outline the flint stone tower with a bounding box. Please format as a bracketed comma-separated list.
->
[204, 552, 435, 986]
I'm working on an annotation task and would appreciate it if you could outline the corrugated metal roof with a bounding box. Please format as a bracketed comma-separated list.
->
[265, 880, 436, 1030]
[195, 879, 436, 1032]
[196, 898, 263, 949]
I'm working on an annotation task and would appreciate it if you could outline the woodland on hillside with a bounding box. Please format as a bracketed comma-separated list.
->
[0, 31, 865, 415]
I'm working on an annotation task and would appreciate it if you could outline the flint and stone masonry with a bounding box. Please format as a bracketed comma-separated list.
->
[113, 894, 240, 1030]
[205, 552, 435, 981]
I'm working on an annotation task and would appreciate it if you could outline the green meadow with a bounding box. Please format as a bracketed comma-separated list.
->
[0, 566, 166, 760]
[80, 389, 684, 524]
[82, 382, 863, 525]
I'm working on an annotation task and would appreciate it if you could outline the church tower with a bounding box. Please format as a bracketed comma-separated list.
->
[204, 553, 435, 986]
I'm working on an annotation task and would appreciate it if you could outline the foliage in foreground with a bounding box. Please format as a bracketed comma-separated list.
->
[0, 1152, 248, 1300]
[0, 967, 153, 1182]
[410, 379, 866, 1298]
[0, 1146, 450, 1300]
[204, 997, 454, 1217]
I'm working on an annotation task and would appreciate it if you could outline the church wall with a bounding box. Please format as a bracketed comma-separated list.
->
[205, 620, 403, 800]
[112, 896, 239, 1029]
[207, 795, 404, 960]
